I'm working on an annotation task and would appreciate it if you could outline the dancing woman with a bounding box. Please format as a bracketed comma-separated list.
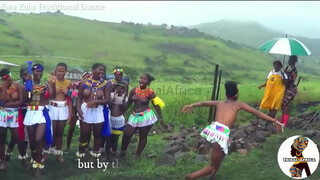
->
[5, 68, 29, 164]
[121, 73, 164, 158]
[0, 69, 27, 170]
[23, 64, 56, 174]
[48, 63, 72, 163]
[66, 71, 90, 152]
[76, 63, 111, 159]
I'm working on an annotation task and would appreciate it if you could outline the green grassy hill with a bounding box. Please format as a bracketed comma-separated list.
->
[0, 11, 307, 84]
[190, 20, 320, 57]
[0, 12, 319, 103]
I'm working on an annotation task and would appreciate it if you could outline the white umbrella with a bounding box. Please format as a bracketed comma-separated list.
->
[0, 60, 20, 67]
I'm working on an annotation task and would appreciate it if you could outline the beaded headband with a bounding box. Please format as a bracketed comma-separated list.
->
[32, 65, 44, 71]
[113, 68, 123, 74]
[2, 72, 11, 80]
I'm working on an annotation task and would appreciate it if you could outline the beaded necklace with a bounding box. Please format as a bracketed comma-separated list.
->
[84, 77, 107, 89]
[135, 87, 153, 98]
[56, 79, 70, 90]
[84, 77, 108, 100]
[30, 82, 46, 105]
[7, 84, 17, 95]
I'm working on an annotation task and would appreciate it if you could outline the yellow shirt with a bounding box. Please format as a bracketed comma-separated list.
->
[260, 70, 286, 110]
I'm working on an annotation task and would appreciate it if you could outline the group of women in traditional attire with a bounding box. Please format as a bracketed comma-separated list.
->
[0, 62, 165, 176]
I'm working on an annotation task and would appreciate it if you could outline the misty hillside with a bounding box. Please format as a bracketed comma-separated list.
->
[190, 20, 320, 56]
[0, 11, 319, 84]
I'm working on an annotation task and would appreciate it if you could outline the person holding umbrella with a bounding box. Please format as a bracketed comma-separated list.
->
[282, 55, 299, 127]
[258, 60, 287, 123]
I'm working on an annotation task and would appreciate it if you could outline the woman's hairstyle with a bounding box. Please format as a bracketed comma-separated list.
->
[20, 68, 28, 76]
[0, 68, 10, 77]
[273, 60, 283, 68]
[142, 73, 155, 84]
[289, 55, 298, 63]
[56, 62, 68, 70]
[92, 63, 104, 71]
[224, 81, 238, 97]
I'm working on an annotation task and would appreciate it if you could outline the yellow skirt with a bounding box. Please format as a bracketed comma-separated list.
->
[260, 74, 286, 110]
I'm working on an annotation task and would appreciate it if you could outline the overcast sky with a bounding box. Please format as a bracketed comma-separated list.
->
[1, 1, 320, 38]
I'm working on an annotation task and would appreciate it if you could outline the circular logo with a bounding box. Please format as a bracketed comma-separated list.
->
[278, 135, 319, 179]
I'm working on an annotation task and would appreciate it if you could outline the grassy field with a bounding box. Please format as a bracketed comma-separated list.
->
[2, 126, 319, 180]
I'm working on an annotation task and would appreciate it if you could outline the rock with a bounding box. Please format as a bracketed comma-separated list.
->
[251, 120, 259, 126]
[186, 128, 194, 133]
[190, 132, 199, 138]
[171, 133, 181, 140]
[164, 145, 181, 155]
[175, 137, 184, 144]
[236, 149, 248, 156]
[235, 143, 242, 149]
[199, 138, 207, 145]
[187, 139, 199, 148]
[231, 123, 240, 130]
[194, 155, 208, 164]
[174, 151, 188, 160]
[230, 129, 237, 135]
[233, 130, 247, 139]
[245, 125, 255, 135]
[182, 130, 189, 135]
[179, 124, 184, 130]
[167, 126, 174, 133]
[181, 143, 191, 152]
[156, 154, 176, 166]
[168, 140, 176, 147]
[256, 130, 271, 137]
[253, 133, 266, 143]
[176, 132, 186, 139]
[242, 142, 249, 150]
[130, 137, 138, 144]
[228, 140, 236, 153]
[239, 138, 246, 144]
[198, 144, 211, 154]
